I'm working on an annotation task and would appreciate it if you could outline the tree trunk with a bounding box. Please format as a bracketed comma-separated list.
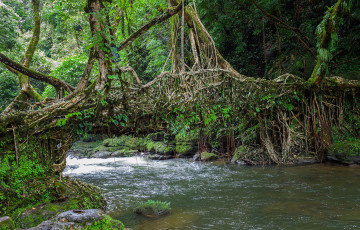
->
[3, 0, 43, 114]
[169, 0, 247, 80]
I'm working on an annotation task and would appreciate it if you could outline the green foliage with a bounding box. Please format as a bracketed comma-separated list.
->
[0, 67, 19, 112]
[0, 153, 47, 197]
[135, 200, 171, 217]
[0, 2, 19, 51]
[0, 2, 20, 51]
[0, 151, 53, 215]
[87, 215, 124, 230]
[43, 54, 88, 98]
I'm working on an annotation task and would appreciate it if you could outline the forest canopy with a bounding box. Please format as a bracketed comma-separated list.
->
[1, 0, 359, 110]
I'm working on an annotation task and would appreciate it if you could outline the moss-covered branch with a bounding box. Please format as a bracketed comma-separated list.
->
[0, 52, 75, 93]
[307, 0, 345, 87]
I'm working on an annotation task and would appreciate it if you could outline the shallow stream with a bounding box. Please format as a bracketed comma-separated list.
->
[64, 157, 360, 229]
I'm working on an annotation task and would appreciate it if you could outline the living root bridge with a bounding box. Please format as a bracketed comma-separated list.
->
[1, 69, 359, 166]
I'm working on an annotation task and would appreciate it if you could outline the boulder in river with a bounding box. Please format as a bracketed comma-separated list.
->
[135, 200, 171, 217]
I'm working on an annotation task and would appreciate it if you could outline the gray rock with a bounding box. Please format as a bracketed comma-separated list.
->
[193, 153, 200, 161]
[92, 151, 112, 158]
[296, 158, 319, 164]
[148, 154, 172, 160]
[54, 209, 105, 223]
[29, 210, 106, 230]
[234, 160, 247, 165]
[200, 152, 218, 161]
[28, 220, 83, 230]
[0, 216, 14, 230]
[112, 150, 137, 157]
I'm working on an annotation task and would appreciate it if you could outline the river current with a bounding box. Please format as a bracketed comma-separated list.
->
[64, 156, 360, 230]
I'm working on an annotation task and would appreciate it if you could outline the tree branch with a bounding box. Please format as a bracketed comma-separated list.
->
[0, 52, 75, 92]
[76, 48, 96, 92]
[118, 1, 187, 51]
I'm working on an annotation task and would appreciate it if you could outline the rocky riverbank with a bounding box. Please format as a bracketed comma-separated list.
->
[1, 209, 124, 230]
[67, 133, 360, 166]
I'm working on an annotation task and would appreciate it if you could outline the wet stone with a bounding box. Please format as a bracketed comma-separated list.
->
[54, 209, 105, 223]
[92, 151, 112, 158]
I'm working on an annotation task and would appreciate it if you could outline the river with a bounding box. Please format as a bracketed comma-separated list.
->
[64, 156, 360, 230]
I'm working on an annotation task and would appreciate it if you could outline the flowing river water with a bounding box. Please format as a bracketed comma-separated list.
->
[64, 156, 360, 230]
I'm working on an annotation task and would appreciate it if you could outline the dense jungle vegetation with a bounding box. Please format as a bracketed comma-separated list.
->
[1, 0, 359, 107]
[0, 0, 360, 228]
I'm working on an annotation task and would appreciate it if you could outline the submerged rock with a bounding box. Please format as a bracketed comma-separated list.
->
[0, 216, 14, 230]
[327, 141, 360, 165]
[135, 200, 171, 217]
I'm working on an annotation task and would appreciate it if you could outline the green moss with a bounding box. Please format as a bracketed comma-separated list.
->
[0, 217, 14, 230]
[94, 145, 109, 152]
[231, 146, 247, 162]
[135, 200, 171, 217]
[6, 178, 106, 229]
[86, 215, 124, 230]
[327, 140, 360, 164]
[328, 141, 360, 156]
[175, 144, 194, 156]
[200, 152, 218, 161]
[146, 141, 174, 155]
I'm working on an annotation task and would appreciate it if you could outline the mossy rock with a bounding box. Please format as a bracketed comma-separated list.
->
[146, 140, 174, 155]
[327, 140, 360, 165]
[200, 152, 218, 161]
[231, 146, 247, 164]
[103, 136, 144, 149]
[175, 144, 197, 157]
[0, 216, 14, 230]
[9, 178, 106, 229]
[15, 199, 81, 229]
[135, 200, 171, 217]
[112, 149, 138, 157]
[28, 210, 124, 230]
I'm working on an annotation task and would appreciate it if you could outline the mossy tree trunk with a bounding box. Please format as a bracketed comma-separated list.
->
[3, 0, 43, 115]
